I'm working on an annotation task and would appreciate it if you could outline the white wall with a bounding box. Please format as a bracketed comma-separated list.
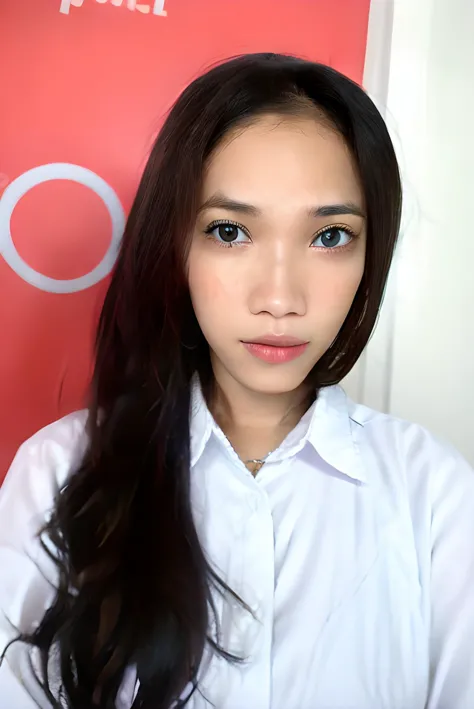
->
[344, 0, 474, 464]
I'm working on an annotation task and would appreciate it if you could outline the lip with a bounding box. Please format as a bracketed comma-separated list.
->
[241, 335, 309, 364]
[242, 334, 308, 347]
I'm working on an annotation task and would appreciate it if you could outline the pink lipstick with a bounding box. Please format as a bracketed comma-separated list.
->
[241, 335, 309, 364]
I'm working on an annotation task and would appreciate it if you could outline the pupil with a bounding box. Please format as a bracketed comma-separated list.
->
[321, 228, 341, 247]
[219, 225, 238, 242]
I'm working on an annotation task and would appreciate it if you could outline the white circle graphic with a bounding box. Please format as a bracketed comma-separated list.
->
[0, 163, 126, 293]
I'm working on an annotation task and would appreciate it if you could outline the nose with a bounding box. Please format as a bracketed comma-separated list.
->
[248, 248, 307, 319]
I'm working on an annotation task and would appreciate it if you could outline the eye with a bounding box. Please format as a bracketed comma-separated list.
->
[312, 225, 355, 250]
[204, 220, 251, 247]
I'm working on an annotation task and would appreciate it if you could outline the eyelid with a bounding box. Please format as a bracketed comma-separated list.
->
[204, 221, 356, 238]
[312, 222, 357, 238]
[204, 218, 251, 238]
[311, 223, 359, 254]
[202, 220, 359, 251]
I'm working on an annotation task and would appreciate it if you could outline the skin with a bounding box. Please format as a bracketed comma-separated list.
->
[188, 114, 367, 469]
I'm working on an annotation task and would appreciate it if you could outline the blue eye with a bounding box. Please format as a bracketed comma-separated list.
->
[312, 226, 355, 249]
[204, 220, 251, 246]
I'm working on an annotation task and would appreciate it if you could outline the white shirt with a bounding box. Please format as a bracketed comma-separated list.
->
[1, 382, 474, 709]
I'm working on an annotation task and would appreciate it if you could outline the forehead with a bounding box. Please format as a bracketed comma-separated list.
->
[202, 115, 363, 208]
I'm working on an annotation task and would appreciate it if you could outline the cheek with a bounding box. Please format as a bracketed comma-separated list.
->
[332, 271, 363, 305]
[187, 252, 235, 327]
[313, 261, 364, 322]
[189, 268, 221, 304]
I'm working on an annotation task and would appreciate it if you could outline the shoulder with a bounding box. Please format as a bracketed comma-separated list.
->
[344, 392, 474, 511]
[0, 412, 90, 699]
[0, 410, 90, 515]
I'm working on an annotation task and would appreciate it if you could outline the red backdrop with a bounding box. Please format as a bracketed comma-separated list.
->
[0, 0, 371, 481]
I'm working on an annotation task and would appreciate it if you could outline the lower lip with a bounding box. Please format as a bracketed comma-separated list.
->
[242, 342, 308, 363]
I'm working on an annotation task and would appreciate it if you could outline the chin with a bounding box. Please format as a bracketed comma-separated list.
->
[210, 347, 322, 396]
[234, 365, 314, 396]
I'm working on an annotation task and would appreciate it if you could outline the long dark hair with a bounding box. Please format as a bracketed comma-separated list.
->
[11, 54, 402, 707]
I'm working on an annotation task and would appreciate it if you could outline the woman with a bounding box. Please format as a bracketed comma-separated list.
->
[1, 53, 473, 709]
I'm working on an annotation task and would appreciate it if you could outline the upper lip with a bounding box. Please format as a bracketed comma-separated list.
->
[242, 335, 308, 347]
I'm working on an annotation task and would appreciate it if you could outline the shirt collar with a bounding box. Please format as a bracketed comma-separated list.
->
[189, 375, 213, 468]
[189, 376, 366, 484]
[305, 385, 367, 484]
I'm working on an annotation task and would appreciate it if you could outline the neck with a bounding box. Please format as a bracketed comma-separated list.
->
[206, 364, 314, 468]
[211, 375, 311, 429]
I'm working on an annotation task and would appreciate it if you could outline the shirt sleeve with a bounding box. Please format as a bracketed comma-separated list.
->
[0, 415, 87, 708]
[427, 441, 474, 709]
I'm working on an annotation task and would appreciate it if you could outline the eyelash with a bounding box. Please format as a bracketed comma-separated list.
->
[203, 219, 358, 252]
[203, 219, 251, 248]
[313, 223, 358, 253]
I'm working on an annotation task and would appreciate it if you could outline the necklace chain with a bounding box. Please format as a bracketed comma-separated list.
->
[244, 453, 270, 465]
[244, 452, 272, 466]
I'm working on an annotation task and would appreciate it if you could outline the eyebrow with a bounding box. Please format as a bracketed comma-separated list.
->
[198, 194, 261, 217]
[198, 192, 366, 220]
[311, 203, 366, 219]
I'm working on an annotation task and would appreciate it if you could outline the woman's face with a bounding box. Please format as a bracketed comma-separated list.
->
[188, 115, 367, 396]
